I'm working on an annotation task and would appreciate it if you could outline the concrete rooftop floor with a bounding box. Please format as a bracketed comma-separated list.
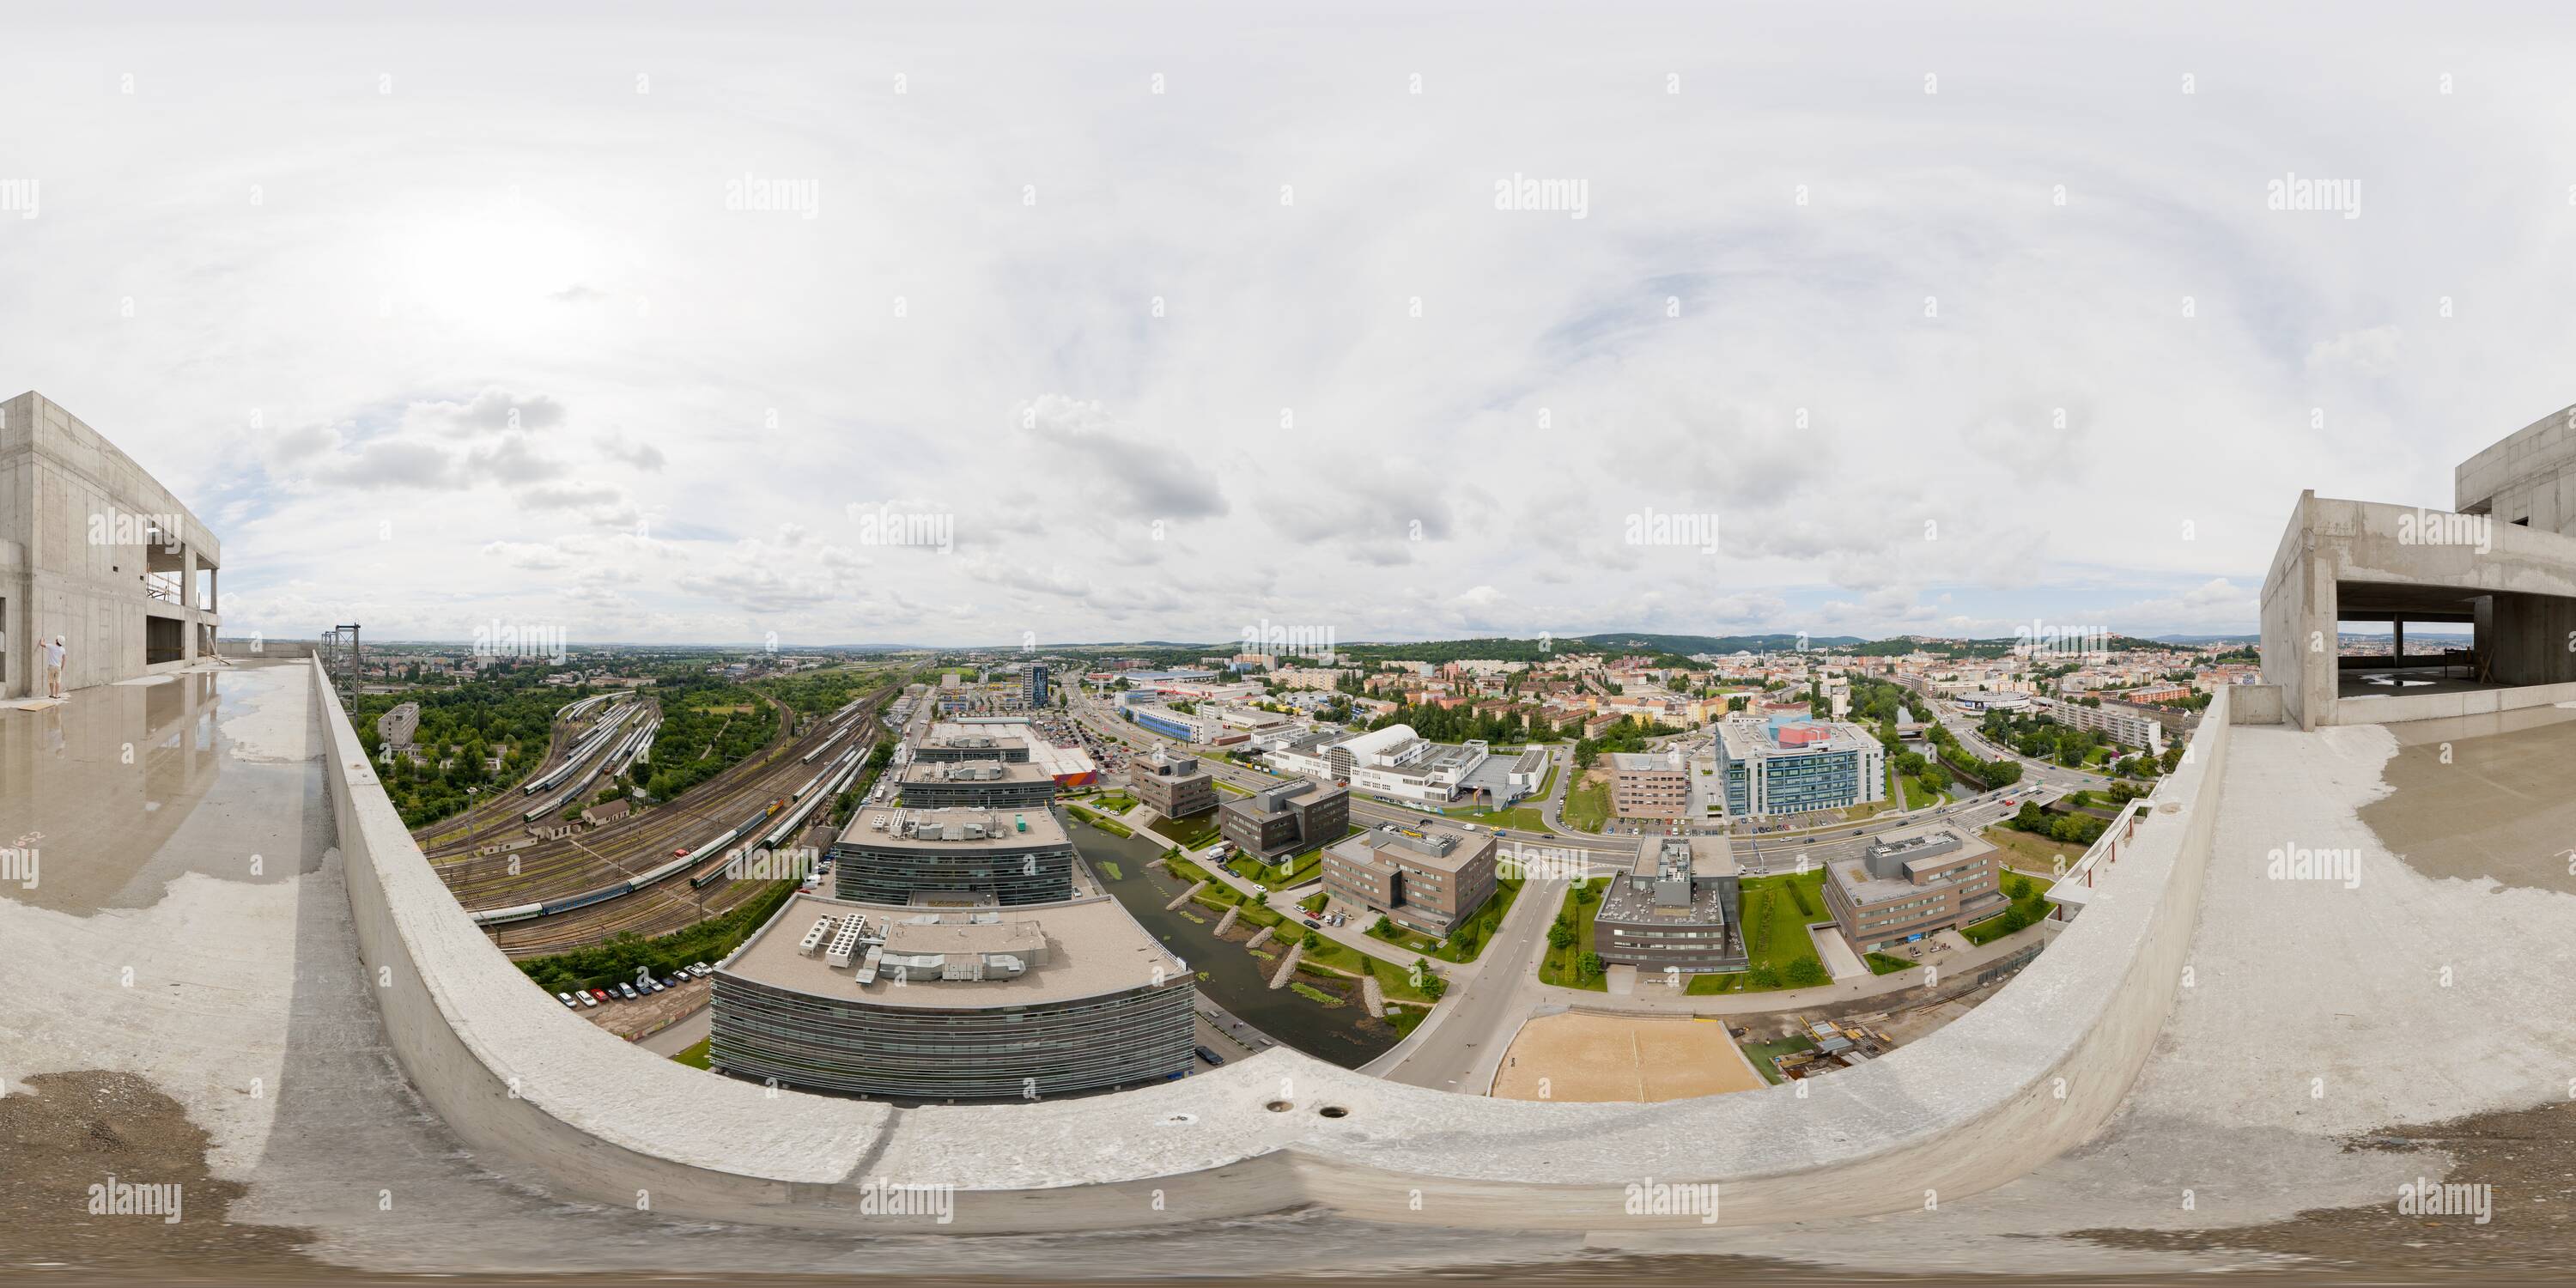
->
[9, 668, 2576, 1278]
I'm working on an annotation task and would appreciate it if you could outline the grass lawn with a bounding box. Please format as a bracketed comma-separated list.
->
[1172, 858, 1422, 983]
[1865, 951, 1917, 975]
[1214, 778, 1252, 796]
[1898, 775, 1935, 810]
[1091, 791, 1139, 812]
[1150, 808, 1223, 851]
[1441, 804, 1551, 832]
[1066, 805, 1133, 837]
[1979, 824, 2089, 876]
[1297, 890, 1328, 914]
[1095, 860, 1124, 881]
[1385, 1005, 1430, 1037]
[1364, 878, 1523, 964]
[1960, 872, 2057, 945]
[1561, 778, 1611, 832]
[1685, 869, 1832, 993]
[1740, 1034, 1819, 1085]
[1536, 878, 1612, 989]
[672, 1038, 712, 1069]
[1842, 798, 1898, 822]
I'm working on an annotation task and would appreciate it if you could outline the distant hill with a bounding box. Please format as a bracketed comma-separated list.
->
[1577, 632, 1863, 656]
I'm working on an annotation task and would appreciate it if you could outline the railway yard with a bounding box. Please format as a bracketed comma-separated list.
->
[418, 678, 902, 957]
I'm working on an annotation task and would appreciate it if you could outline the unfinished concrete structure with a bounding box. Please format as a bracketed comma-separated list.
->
[0, 391, 221, 699]
[2261, 402, 2576, 728]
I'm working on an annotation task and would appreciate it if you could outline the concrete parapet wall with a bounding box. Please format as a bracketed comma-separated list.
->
[2331, 678, 2576, 726]
[323, 652, 2243, 1234]
[2227, 683, 2284, 725]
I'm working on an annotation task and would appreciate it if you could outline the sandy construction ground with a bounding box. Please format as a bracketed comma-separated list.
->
[1491, 1012, 1766, 1103]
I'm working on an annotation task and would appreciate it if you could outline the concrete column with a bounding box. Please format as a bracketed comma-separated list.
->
[182, 546, 198, 664]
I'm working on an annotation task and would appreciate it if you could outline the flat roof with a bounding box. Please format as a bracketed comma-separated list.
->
[897, 759, 1054, 787]
[836, 805, 1070, 849]
[929, 720, 1096, 779]
[1328, 819, 1492, 875]
[1610, 752, 1683, 773]
[722, 891, 1182, 1008]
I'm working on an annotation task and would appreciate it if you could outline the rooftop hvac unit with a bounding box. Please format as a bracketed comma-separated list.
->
[941, 956, 982, 981]
[798, 915, 835, 954]
[1014, 813, 1027, 833]
[824, 916, 868, 967]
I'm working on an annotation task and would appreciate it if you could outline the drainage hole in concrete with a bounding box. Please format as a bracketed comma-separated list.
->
[1265, 1100, 1293, 1113]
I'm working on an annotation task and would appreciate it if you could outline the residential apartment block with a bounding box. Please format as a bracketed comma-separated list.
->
[1608, 749, 1690, 821]
[2032, 696, 2166, 754]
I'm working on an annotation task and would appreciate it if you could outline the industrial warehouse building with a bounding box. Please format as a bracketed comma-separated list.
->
[0, 391, 223, 699]
[1712, 714, 1887, 817]
[710, 892, 1194, 1099]
[1594, 834, 1748, 975]
[896, 759, 1060, 811]
[829, 805, 1075, 906]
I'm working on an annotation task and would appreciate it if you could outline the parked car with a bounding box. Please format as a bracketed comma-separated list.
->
[688, 963, 711, 977]
[578, 993, 598, 1008]
[1194, 1045, 1226, 1066]
[1303, 918, 1322, 930]
[617, 984, 638, 1000]
[590, 989, 611, 1004]
[556, 992, 579, 1008]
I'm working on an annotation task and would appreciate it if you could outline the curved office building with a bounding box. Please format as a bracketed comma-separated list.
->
[710, 891, 1195, 1099]
[829, 805, 1076, 906]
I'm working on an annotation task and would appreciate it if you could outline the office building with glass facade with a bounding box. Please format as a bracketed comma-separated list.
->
[1712, 714, 1888, 817]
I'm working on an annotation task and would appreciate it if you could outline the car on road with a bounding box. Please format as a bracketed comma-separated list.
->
[1302, 918, 1322, 930]
[1194, 1045, 1226, 1066]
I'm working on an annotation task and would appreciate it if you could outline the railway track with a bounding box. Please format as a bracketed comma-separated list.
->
[416, 696, 647, 857]
[448, 684, 900, 957]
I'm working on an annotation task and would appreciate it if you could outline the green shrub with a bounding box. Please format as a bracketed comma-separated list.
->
[1784, 957, 1829, 987]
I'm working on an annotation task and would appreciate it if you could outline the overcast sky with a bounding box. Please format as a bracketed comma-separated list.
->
[7, 2, 2574, 647]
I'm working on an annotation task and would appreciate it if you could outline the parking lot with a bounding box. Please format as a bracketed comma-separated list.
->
[565, 973, 712, 1040]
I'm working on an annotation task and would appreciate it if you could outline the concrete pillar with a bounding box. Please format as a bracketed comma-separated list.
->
[182, 546, 198, 664]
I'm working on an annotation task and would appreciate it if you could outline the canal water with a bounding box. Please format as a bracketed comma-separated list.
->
[1067, 817, 1399, 1068]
